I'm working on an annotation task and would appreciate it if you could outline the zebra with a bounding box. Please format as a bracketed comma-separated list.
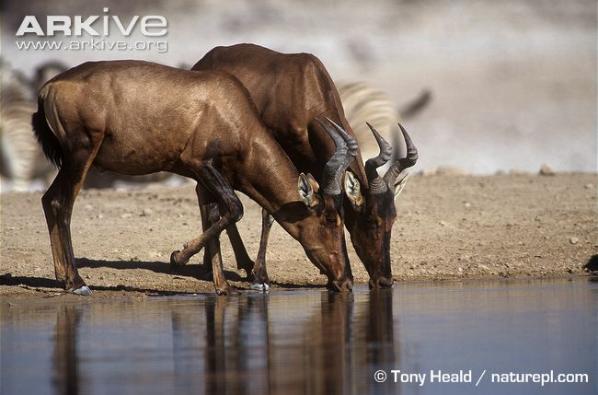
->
[0, 61, 58, 192]
[337, 81, 431, 161]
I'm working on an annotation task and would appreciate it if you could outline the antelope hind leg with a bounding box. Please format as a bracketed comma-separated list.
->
[42, 137, 103, 296]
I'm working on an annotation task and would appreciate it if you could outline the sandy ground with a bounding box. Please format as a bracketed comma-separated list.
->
[1, 173, 596, 297]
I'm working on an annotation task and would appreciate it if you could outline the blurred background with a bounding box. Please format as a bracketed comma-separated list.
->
[1, 0, 596, 191]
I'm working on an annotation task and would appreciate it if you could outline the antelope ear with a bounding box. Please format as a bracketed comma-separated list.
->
[343, 171, 364, 208]
[298, 173, 320, 208]
[393, 172, 410, 198]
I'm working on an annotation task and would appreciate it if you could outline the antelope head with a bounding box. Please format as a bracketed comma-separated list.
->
[296, 116, 358, 291]
[343, 123, 418, 289]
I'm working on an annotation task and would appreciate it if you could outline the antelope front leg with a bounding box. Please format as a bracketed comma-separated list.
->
[203, 203, 229, 295]
[171, 162, 243, 295]
[225, 224, 255, 279]
[169, 205, 223, 268]
[169, 183, 215, 269]
[176, 202, 255, 281]
[251, 208, 274, 292]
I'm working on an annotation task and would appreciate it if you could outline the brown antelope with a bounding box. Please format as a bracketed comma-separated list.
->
[189, 43, 418, 289]
[32, 60, 356, 295]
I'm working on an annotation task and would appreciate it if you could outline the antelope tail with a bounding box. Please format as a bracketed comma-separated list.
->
[32, 96, 63, 168]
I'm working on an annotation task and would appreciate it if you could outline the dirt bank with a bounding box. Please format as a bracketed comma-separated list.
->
[1, 173, 596, 297]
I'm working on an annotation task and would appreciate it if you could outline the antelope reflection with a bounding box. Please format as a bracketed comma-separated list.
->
[52, 305, 82, 395]
[46, 289, 398, 394]
[170, 289, 398, 394]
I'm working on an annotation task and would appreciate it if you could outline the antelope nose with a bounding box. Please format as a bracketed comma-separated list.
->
[330, 278, 353, 292]
[369, 276, 394, 289]
[328, 253, 345, 279]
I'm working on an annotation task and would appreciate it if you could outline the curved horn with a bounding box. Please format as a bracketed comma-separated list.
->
[315, 116, 358, 195]
[364, 122, 392, 194]
[383, 123, 418, 187]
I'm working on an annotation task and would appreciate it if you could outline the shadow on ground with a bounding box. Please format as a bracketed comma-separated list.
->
[0, 256, 251, 295]
[0, 274, 200, 295]
[77, 257, 247, 282]
[77, 258, 320, 289]
[584, 255, 598, 273]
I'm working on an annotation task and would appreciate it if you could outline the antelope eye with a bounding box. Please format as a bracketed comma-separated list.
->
[367, 218, 379, 230]
[325, 213, 338, 224]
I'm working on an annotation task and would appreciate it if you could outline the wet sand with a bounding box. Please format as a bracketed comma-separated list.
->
[0, 173, 596, 296]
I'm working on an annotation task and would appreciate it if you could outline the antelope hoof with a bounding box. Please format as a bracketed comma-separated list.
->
[170, 250, 188, 267]
[72, 285, 92, 296]
[237, 260, 255, 278]
[250, 282, 270, 293]
[215, 285, 232, 296]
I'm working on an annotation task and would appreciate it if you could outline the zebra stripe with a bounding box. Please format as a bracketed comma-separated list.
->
[337, 81, 400, 160]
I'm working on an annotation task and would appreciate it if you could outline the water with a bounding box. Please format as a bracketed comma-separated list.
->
[1, 278, 596, 395]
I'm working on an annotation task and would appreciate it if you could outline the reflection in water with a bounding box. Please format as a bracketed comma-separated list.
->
[316, 292, 354, 395]
[366, 289, 396, 367]
[52, 305, 81, 395]
[168, 291, 396, 394]
[1, 279, 596, 395]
